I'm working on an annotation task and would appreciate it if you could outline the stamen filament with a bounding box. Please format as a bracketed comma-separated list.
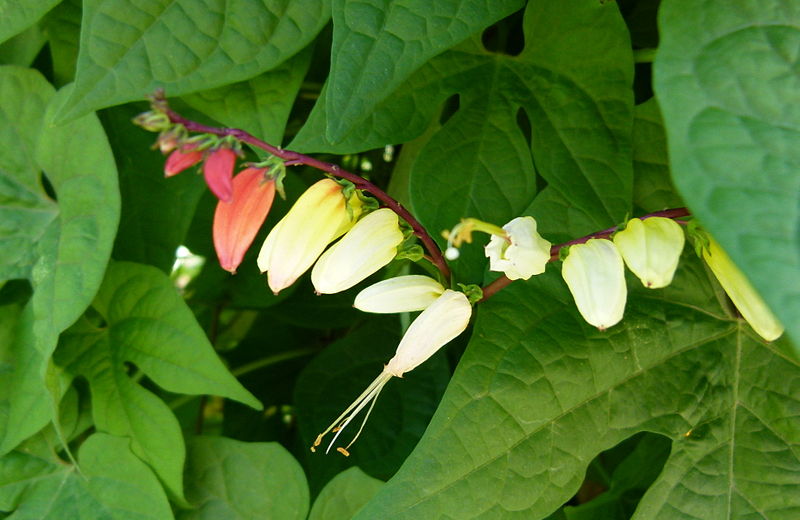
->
[313, 370, 394, 455]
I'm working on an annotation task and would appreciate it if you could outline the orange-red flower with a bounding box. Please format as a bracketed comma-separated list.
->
[213, 168, 276, 274]
[164, 144, 203, 177]
[203, 147, 237, 202]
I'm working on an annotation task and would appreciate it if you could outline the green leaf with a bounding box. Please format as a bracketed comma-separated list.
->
[182, 45, 314, 145]
[0, 25, 45, 67]
[56, 261, 260, 498]
[323, 0, 524, 143]
[632, 99, 683, 213]
[0, 67, 119, 454]
[654, 0, 800, 347]
[41, 0, 82, 86]
[309, 467, 383, 520]
[0, 433, 172, 519]
[294, 316, 449, 493]
[354, 254, 800, 518]
[101, 103, 206, 272]
[57, 0, 331, 121]
[0, 0, 59, 45]
[178, 436, 309, 520]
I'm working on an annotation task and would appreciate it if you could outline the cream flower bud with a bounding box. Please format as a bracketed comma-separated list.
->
[354, 275, 445, 313]
[384, 289, 472, 376]
[613, 217, 685, 289]
[561, 239, 627, 330]
[257, 179, 360, 294]
[312, 289, 472, 457]
[311, 209, 404, 294]
[703, 238, 784, 341]
[485, 216, 552, 280]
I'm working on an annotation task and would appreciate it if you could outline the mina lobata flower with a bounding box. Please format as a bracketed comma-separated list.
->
[561, 239, 627, 330]
[212, 168, 275, 274]
[613, 217, 685, 289]
[203, 147, 237, 202]
[702, 237, 784, 341]
[354, 275, 445, 313]
[484, 216, 552, 280]
[164, 143, 203, 177]
[311, 208, 404, 294]
[312, 289, 471, 456]
[257, 179, 362, 295]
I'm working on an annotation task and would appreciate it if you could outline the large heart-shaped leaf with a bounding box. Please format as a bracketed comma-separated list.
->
[654, 0, 800, 348]
[354, 254, 800, 518]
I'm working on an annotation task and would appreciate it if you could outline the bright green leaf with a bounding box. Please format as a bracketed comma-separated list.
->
[56, 261, 261, 498]
[179, 436, 309, 520]
[0, 433, 171, 519]
[323, 0, 524, 143]
[57, 0, 331, 121]
[0, 0, 59, 45]
[355, 255, 800, 518]
[654, 0, 800, 348]
[309, 467, 383, 520]
[0, 67, 119, 455]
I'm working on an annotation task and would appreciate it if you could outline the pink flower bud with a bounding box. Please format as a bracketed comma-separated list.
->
[203, 147, 237, 202]
[164, 144, 203, 177]
[213, 168, 276, 274]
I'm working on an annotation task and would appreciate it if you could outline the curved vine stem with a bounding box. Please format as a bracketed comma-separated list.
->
[480, 207, 691, 301]
[158, 99, 451, 282]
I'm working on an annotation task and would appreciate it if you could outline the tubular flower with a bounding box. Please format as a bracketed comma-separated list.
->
[484, 216, 552, 280]
[613, 217, 685, 289]
[703, 238, 784, 341]
[561, 239, 627, 330]
[212, 168, 276, 274]
[311, 208, 404, 294]
[312, 289, 472, 456]
[354, 275, 445, 313]
[203, 147, 237, 202]
[164, 144, 203, 177]
[257, 179, 362, 294]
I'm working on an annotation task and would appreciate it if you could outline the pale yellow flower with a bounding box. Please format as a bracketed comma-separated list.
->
[562, 239, 627, 330]
[703, 238, 783, 341]
[353, 275, 445, 313]
[613, 217, 685, 289]
[484, 216, 552, 280]
[311, 208, 404, 294]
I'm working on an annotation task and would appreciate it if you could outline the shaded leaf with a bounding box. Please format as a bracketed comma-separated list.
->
[0, 25, 45, 67]
[632, 99, 683, 213]
[41, 0, 82, 86]
[654, 0, 800, 348]
[101, 103, 207, 273]
[294, 316, 449, 494]
[56, 261, 260, 498]
[179, 436, 309, 520]
[182, 45, 314, 145]
[309, 467, 383, 520]
[57, 0, 331, 121]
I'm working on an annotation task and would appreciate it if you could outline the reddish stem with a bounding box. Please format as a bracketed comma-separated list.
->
[479, 208, 691, 301]
[164, 108, 452, 281]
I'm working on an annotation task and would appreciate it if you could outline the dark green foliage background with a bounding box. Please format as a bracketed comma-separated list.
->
[0, 0, 798, 519]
